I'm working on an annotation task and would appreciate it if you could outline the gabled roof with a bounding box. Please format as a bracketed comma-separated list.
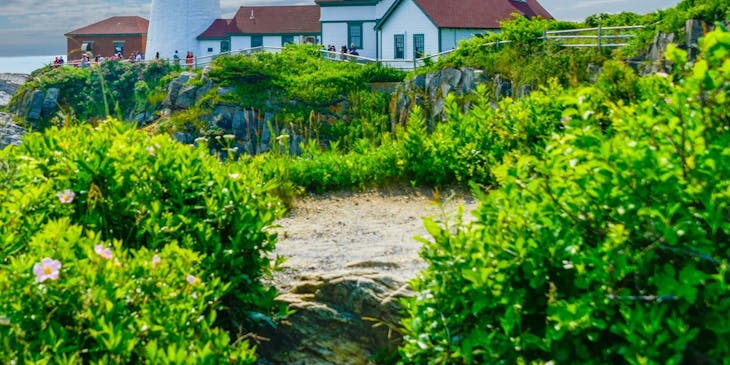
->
[198, 19, 235, 39]
[230, 5, 321, 35]
[375, 0, 553, 30]
[65, 16, 148, 36]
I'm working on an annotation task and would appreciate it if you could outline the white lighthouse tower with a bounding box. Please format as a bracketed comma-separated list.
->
[145, 0, 220, 60]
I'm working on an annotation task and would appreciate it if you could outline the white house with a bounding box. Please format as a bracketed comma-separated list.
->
[198, 5, 321, 56]
[374, 0, 552, 60]
[194, 0, 552, 63]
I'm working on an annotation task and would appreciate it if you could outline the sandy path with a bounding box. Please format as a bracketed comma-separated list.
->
[272, 188, 478, 289]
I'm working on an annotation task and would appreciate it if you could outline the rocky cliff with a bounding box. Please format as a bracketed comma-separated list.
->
[0, 73, 28, 109]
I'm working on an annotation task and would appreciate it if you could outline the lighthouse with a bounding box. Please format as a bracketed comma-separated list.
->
[145, 0, 220, 60]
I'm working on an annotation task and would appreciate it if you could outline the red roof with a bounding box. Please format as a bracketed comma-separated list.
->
[66, 16, 148, 36]
[198, 19, 235, 39]
[378, 0, 552, 30]
[230, 6, 320, 34]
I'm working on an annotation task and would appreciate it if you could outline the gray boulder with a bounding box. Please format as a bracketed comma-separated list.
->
[0, 112, 26, 149]
[163, 72, 194, 108]
[41, 88, 60, 118]
[26, 90, 44, 120]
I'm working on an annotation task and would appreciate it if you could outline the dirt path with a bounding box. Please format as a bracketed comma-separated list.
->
[272, 188, 479, 290]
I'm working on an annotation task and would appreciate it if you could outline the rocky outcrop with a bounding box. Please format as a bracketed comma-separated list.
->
[0, 112, 25, 149]
[259, 269, 412, 365]
[393, 67, 490, 124]
[391, 67, 531, 125]
[0, 73, 28, 109]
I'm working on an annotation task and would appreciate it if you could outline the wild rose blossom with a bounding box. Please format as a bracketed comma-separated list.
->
[33, 258, 62, 282]
[152, 255, 162, 267]
[57, 190, 75, 204]
[94, 244, 113, 260]
[186, 274, 201, 285]
[146, 146, 155, 156]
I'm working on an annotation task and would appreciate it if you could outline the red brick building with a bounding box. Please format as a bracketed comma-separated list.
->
[65, 16, 149, 61]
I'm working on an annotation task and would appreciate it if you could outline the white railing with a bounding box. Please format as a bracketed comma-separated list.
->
[543, 25, 647, 48]
[188, 24, 647, 71]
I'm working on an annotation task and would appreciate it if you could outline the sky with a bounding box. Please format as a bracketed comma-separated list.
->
[0, 0, 681, 57]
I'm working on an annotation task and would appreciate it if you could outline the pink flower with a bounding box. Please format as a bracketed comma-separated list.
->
[57, 190, 75, 204]
[186, 274, 201, 285]
[33, 258, 62, 282]
[94, 244, 113, 260]
[146, 146, 155, 156]
[152, 255, 161, 267]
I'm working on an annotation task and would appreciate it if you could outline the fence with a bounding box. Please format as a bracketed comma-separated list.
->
[191, 25, 646, 71]
[543, 25, 647, 48]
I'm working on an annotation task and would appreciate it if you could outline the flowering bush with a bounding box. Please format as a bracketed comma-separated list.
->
[0, 219, 255, 363]
[0, 119, 284, 360]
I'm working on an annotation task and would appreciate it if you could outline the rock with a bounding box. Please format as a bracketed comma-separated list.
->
[411, 74, 426, 90]
[0, 112, 26, 149]
[231, 108, 246, 139]
[26, 90, 44, 120]
[459, 68, 477, 94]
[493, 75, 512, 100]
[0, 73, 29, 108]
[440, 68, 462, 91]
[258, 270, 413, 365]
[213, 105, 234, 130]
[41, 88, 60, 118]
[163, 72, 194, 108]
[516, 84, 532, 98]
[174, 85, 198, 109]
[173, 132, 195, 144]
[686, 19, 704, 61]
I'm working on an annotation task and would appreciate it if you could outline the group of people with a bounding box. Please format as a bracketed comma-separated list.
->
[52, 49, 196, 69]
[324, 43, 359, 60]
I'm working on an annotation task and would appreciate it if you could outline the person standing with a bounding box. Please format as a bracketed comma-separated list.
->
[173, 50, 180, 66]
[186, 51, 194, 69]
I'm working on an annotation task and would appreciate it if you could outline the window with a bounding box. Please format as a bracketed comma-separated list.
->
[394, 34, 404, 59]
[348, 23, 363, 49]
[80, 41, 94, 52]
[207, 47, 214, 53]
[220, 40, 230, 53]
[413, 34, 425, 58]
[251, 35, 263, 48]
[282, 35, 294, 46]
[113, 41, 125, 56]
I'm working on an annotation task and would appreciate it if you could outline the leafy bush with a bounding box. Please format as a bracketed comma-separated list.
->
[12, 61, 174, 126]
[399, 29, 730, 364]
[0, 119, 284, 337]
[207, 45, 395, 109]
[0, 220, 255, 363]
[423, 16, 607, 89]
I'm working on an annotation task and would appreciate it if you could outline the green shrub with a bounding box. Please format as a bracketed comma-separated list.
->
[0, 119, 284, 332]
[399, 29, 730, 364]
[0, 220, 256, 363]
[12, 61, 174, 126]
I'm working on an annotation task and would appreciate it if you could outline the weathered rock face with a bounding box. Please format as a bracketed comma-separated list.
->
[259, 269, 412, 365]
[393, 67, 490, 125]
[0, 112, 26, 149]
[392, 67, 533, 126]
[0, 74, 28, 108]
